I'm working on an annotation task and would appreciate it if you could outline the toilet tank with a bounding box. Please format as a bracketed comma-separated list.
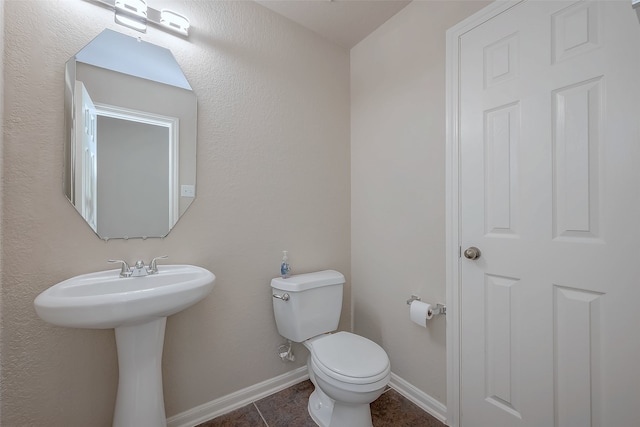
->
[271, 270, 344, 342]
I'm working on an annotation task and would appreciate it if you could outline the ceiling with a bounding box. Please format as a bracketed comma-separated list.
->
[255, 0, 412, 49]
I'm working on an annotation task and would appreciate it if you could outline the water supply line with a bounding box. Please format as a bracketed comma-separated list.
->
[278, 340, 295, 362]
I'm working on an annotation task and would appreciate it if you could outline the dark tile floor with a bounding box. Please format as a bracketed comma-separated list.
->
[197, 380, 445, 427]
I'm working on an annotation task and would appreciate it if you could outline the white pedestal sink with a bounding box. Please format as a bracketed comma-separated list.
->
[34, 265, 215, 427]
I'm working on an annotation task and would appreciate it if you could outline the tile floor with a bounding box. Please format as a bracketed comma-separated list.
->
[197, 380, 446, 427]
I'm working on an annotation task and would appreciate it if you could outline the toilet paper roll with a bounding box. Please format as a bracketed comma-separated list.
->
[410, 301, 433, 328]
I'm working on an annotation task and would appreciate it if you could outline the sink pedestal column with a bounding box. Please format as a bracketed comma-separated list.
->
[113, 317, 167, 427]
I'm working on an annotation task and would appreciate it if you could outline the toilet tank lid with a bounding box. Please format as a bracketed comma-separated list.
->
[270, 270, 345, 292]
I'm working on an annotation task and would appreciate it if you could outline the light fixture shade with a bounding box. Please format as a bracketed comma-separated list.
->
[160, 9, 190, 36]
[114, 0, 148, 33]
[115, 0, 148, 19]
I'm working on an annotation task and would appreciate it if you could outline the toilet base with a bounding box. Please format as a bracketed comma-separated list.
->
[308, 389, 333, 427]
[308, 389, 374, 427]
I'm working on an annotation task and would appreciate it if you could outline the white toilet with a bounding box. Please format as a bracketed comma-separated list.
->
[271, 270, 390, 427]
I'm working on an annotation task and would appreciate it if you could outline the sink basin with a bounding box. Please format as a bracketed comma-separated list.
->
[34, 264, 215, 328]
[34, 264, 215, 427]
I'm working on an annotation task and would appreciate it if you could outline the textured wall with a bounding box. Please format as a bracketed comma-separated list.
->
[0, 0, 4, 422]
[351, 0, 489, 404]
[1, 0, 349, 425]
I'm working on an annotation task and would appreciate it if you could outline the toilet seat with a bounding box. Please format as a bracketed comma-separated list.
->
[308, 332, 390, 385]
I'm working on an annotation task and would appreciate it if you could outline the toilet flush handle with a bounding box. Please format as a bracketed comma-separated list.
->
[273, 293, 290, 302]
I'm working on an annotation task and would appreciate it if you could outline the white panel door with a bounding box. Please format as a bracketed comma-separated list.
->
[459, 1, 640, 426]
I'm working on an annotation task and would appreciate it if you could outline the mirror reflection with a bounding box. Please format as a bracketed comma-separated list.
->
[64, 29, 197, 239]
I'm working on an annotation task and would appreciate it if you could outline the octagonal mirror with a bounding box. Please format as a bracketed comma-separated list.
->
[64, 29, 197, 240]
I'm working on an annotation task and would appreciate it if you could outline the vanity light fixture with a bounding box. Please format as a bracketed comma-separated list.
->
[88, 0, 190, 37]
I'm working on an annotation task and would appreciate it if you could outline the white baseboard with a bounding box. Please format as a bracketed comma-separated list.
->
[389, 373, 448, 425]
[166, 367, 309, 427]
[167, 369, 446, 427]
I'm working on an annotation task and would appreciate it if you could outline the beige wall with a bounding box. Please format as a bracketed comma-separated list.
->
[1, 0, 349, 425]
[351, 0, 490, 404]
[0, 0, 4, 423]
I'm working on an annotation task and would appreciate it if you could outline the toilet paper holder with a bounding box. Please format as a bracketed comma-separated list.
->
[406, 295, 446, 316]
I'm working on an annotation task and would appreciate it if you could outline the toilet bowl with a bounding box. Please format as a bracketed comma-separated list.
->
[304, 332, 391, 427]
[271, 270, 391, 427]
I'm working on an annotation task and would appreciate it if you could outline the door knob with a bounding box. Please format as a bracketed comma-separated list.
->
[463, 247, 481, 260]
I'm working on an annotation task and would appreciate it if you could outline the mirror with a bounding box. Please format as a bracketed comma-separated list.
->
[64, 29, 197, 240]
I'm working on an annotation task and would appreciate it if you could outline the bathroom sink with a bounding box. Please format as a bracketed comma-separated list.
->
[34, 264, 215, 426]
[34, 264, 215, 328]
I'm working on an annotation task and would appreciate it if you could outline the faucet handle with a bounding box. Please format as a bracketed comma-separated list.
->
[148, 255, 168, 274]
[108, 259, 132, 277]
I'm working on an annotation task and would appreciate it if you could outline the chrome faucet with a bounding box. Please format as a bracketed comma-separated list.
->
[131, 260, 147, 277]
[108, 256, 168, 278]
[108, 259, 132, 278]
[148, 255, 168, 274]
